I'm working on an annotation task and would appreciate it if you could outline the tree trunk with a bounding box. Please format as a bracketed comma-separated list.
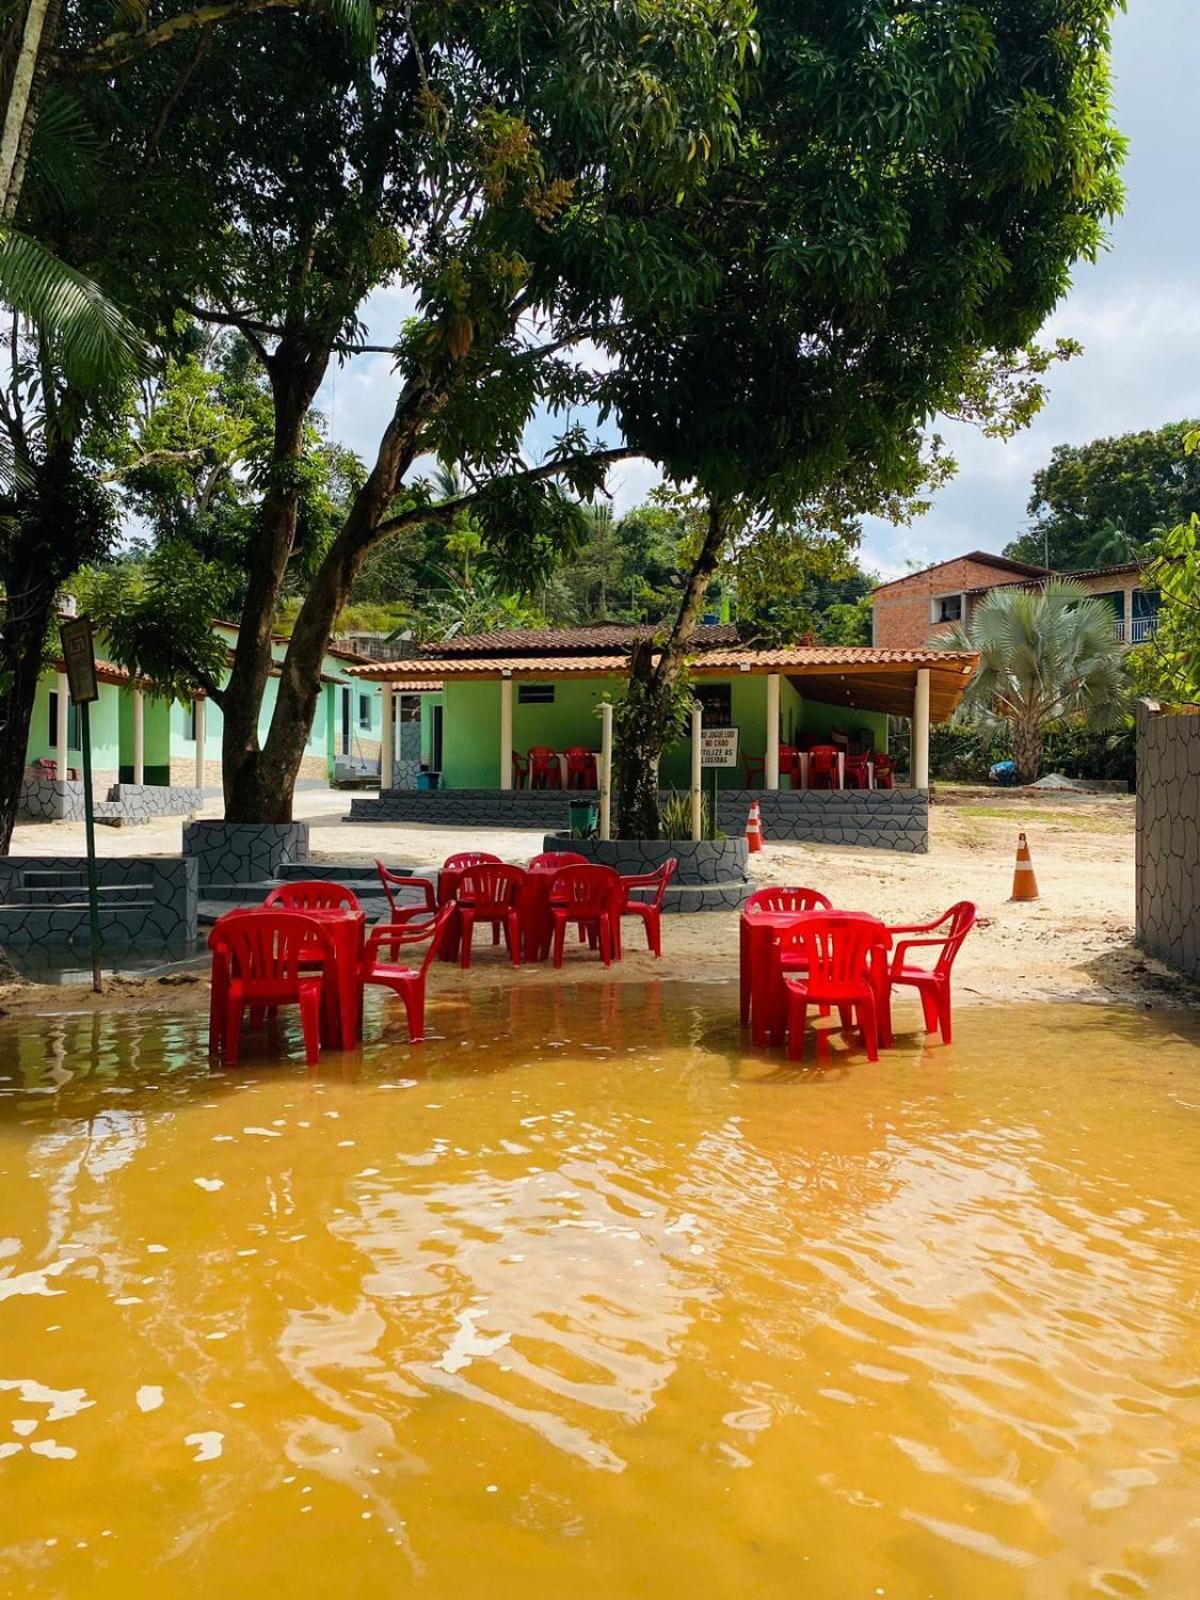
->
[220, 346, 328, 822]
[615, 499, 728, 838]
[0, 0, 60, 221]
[1010, 716, 1043, 785]
[0, 541, 64, 853]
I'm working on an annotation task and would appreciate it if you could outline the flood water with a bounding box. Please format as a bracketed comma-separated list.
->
[2, 983, 1200, 1599]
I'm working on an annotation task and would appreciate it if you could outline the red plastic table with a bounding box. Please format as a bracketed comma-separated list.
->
[739, 907, 811, 1046]
[207, 905, 365, 1054]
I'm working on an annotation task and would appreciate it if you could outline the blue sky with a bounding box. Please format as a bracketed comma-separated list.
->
[320, 2, 1197, 582]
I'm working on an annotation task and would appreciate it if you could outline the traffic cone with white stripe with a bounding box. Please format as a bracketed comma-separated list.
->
[746, 800, 763, 853]
[1010, 831, 1038, 901]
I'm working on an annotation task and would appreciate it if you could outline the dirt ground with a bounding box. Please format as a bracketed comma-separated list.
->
[3, 783, 1192, 1022]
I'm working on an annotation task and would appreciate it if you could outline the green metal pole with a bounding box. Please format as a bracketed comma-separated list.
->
[79, 699, 102, 993]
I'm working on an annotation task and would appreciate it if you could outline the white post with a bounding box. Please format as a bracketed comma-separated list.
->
[55, 671, 69, 778]
[499, 676, 513, 790]
[599, 701, 613, 840]
[690, 702, 703, 841]
[193, 696, 206, 791]
[765, 673, 781, 790]
[913, 668, 931, 790]
[379, 684, 394, 792]
[132, 689, 145, 785]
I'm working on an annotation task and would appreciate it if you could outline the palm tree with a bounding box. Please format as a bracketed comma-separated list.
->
[942, 579, 1127, 784]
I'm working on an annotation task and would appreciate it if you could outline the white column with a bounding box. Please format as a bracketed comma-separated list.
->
[690, 702, 703, 841]
[132, 689, 145, 785]
[912, 668, 930, 790]
[765, 673, 781, 790]
[193, 696, 206, 791]
[379, 684, 394, 792]
[499, 676, 513, 790]
[56, 671, 69, 778]
[599, 701, 613, 840]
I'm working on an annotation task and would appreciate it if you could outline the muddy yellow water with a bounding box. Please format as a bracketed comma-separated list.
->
[2, 985, 1200, 1598]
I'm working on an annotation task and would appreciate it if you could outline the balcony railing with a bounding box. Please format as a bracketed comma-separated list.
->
[1114, 615, 1159, 644]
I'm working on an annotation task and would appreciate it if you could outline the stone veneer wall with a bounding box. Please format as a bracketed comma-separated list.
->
[19, 777, 203, 824]
[1136, 699, 1200, 981]
[541, 834, 750, 913]
[0, 855, 197, 948]
[183, 821, 310, 886]
[350, 786, 928, 853]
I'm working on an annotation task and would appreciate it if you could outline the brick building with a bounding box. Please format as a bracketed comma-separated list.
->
[871, 552, 1159, 649]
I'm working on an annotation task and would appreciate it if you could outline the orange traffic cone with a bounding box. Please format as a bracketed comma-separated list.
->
[1010, 831, 1038, 901]
[746, 800, 763, 853]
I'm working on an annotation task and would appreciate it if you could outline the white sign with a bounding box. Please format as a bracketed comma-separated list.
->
[698, 726, 740, 768]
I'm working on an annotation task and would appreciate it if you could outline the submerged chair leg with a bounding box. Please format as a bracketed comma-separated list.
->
[298, 987, 321, 1066]
[786, 994, 808, 1062]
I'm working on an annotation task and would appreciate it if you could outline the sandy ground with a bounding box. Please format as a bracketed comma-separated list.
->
[3, 784, 1193, 1020]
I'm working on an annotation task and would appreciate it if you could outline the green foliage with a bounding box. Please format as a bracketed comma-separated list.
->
[941, 579, 1128, 782]
[659, 789, 716, 842]
[923, 718, 1134, 787]
[1004, 421, 1200, 570]
[1136, 430, 1200, 703]
[75, 544, 239, 703]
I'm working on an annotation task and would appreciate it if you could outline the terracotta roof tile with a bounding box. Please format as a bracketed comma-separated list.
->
[347, 644, 977, 679]
[407, 621, 740, 657]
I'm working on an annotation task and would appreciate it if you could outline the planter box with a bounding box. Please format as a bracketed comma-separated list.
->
[183, 821, 310, 887]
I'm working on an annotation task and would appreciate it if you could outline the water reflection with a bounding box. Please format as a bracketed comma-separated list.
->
[1, 987, 1199, 1597]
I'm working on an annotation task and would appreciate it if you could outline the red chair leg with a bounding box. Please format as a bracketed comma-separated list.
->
[598, 917, 611, 968]
[459, 911, 474, 970]
[224, 995, 244, 1067]
[508, 911, 521, 967]
[400, 980, 426, 1043]
[786, 992, 808, 1062]
[552, 914, 565, 968]
[937, 983, 953, 1044]
[298, 987, 322, 1066]
[918, 985, 939, 1033]
[858, 994, 879, 1062]
[648, 908, 661, 958]
[837, 1004, 853, 1031]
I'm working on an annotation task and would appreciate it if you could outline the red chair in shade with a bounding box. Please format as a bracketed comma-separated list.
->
[808, 745, 840, 790]
[742, 754, 765, 787]
[208, 911, 333, 1066]
[527, 746, 561, 790]
[360, 904, 455, 1042]
[457, 863, 525, 968]
[529, 851, 587, 872]
[778, 744, 800, 788]
[563, 746, 597, 789]
[512, 750, 529, 789]
[548, 864, 621, 968]
[883, 901, 977, 1044]
[844, 753, 872, 790]
[617, 858, 677, 958]
[264, 880, 360, 911]
[374, 861, 437, 919]
[872, 753, 895, 789]
[776, 911, 891, 1062]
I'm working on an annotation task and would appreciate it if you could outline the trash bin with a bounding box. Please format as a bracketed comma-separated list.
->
[416, 770, 441, 792]
[568, 799, 598, 839]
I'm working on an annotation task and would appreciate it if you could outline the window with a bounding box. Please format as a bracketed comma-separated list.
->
[358, 692, 373, 730]
[694, 683, 732, 727]
[341, 687, 351, 756]
[518, 684, 555, 705]
[931, 593, 963, 624]
[47, 693, 80, 751]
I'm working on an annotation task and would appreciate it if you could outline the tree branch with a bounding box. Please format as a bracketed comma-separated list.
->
[372, 446, 637, 539]
[99, 446, 206, 483]
[59, 0, 301, 76]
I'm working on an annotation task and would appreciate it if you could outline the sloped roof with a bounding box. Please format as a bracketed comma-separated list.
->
[404, 621, 739, 657]
[874, 551, 1051, 592]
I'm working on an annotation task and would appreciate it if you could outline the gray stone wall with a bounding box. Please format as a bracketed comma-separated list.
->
[19, 777, 202, 825]
[350, 786, 928, 853]
[1136, 699, 1200, 980]
[0, 855, 197, 949]
[540, 833, 750, 914]
[183, 821, 310, 886]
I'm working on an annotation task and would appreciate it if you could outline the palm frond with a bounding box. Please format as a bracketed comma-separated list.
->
[0, 228, 147, 393]
[26, 87, 99, 213]
[322, 0, 375, 56]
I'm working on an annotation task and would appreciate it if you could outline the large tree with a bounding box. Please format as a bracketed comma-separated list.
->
[1004, 421, 1200, 571]
[607, 0, 1126, 835]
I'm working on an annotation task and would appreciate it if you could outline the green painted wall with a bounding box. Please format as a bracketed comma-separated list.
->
[26, 676, 120, 775]
[800, 698, 889, 753]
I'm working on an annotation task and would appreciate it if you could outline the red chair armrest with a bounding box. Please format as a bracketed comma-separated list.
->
[365, 912, 440, 956]
[889, 936, 949, 976]
[886, 911, 953, 937]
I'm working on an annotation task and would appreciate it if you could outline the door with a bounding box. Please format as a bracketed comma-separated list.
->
[431, 704, 444, 773]
[341, 687, 351, 757]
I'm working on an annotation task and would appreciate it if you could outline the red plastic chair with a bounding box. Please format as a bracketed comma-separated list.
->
[361, 904, 455, 1042]
[744, 886, 834, 1039]
[777, 912, 891, 1062]
[563, 746, 596, 790]
[778, 744, 800, 788]
[263, 880, 360, 911]
[527, 746, 561, 790]
[618, 859, 677, 957]
[511, 750, 529, 789]
[883, 901, 977, 1044]
[872, 753, 895, 789]
[744, 886, 832, 917]
[548, 864, 621, 968]
[457, 863, 525, 968]
[443, 851, 501, 872]
[529, 851, 587, 872]
[742, 754, 765, 787]
[208, 911, 333, 1066]
[844, 753, 871, 790]
[808, 745, 840, 790]
[374, 860, 437, 918]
